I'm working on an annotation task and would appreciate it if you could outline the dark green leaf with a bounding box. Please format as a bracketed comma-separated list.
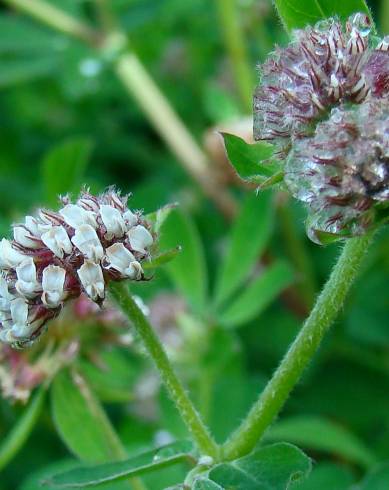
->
[158, 208, 207, 313]
[218, 261, 294, 328]
[273, 0, 372, 32]
[0, 387, 45, 471]
[358, 463, 389, 490]
[41, 138, 93, 207]
[51, 369, 124, 462]
[208, 443, 311, 489]
[222, 133, 280, 184]
[0, 57, 57, 88]
[214, 190, 274, 307]
[265, 416, 376, 469]
[44, 441, 193, 488]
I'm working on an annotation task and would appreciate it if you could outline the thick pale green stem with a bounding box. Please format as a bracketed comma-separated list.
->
[3, 0, 100, 45]
[215, 0, 253, 113]
[222, 232, 375, 461]
[115, 53, 236, 218]
[109, 282, 220, 459]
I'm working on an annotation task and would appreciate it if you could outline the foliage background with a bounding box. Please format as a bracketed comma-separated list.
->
[1, 0, 389, 489]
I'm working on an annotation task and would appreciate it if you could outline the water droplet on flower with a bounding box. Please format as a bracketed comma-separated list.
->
[349, 12, 371, 37]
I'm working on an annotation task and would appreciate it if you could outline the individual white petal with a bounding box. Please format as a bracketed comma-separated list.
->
[13, 226, 41, 249]
[125, 261, 143, 280]
[100, 205, 126, 238]
[15, 258, 40, 298]
[127, 225, 153, 253]
[0, 276, 14, 311]
[123, 210, 138, 228]
[41, 265, 66, 308]
[10, 298, 28, 324]
[0, 239, 26, 268]
[25, 216, 41, 236]
[72, 224, 104, 262]
[105, 243, 136, 275]
[41, 226, 73, 258]
[60, 204, 97, 229]
[77, 261, 105, 301]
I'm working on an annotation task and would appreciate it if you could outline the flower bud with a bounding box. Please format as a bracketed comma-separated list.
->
[253, 13, 388, 153]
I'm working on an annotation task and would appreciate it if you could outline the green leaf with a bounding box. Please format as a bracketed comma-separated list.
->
[358, 464, 389, 490]
[207, 443, 311, 489]
[193, 479, 224, 489]
[265, 415, 376, 469]
[218, 261, 294, 328]
[44, 441, 193, 488]
[41, 138, 93, 207]
[145, 203, 178, 235]
[273, 0, 372, 32]
[0, 387, 45, 471]
[51, 369, 124, 463]
[214, 190, 274, 307]
[0, 57, 57, 88]
[222, 133, 280, 184]
[0, 16, 56, 54]
[158, 208, 207, 313]
[290, 462, 354, 490]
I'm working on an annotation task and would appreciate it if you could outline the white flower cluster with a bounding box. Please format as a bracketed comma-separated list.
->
[0, 189, 154, 347]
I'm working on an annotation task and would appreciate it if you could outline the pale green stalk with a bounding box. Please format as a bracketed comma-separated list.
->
[215, 0, 254, 113]
[3, 0, 100, 45]
[222, 232, 375, 460]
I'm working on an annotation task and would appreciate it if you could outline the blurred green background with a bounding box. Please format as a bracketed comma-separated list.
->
[1, 1, 389, 489]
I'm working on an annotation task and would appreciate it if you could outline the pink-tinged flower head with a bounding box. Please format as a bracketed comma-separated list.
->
[285, 98, 389, 244]
[0, 189, 154, 348]
[253, 13, 389, 153]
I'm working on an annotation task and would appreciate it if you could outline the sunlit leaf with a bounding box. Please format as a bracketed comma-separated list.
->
[51, 369, 124, 462]
[222, 133, 281, 184]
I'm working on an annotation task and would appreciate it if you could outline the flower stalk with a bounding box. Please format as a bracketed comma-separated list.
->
[109, 281, 220, 460]
[222, 231, 375, 461]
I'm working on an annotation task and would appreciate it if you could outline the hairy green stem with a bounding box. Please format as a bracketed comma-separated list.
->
[109, 282, 220, 459]
[222, 232, 375, 460]
[3, 0, 100, 45]
[215, 0, 253, 113]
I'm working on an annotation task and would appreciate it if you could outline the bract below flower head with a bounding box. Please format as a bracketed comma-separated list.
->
[0, 188, 155, 348]
[254, 13, 388, 154]
[285, 99, 389, 244]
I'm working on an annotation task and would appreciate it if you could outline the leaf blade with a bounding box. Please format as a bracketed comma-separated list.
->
[218, 261, 294, 328]
[41, 138, 93, 207]
[214, 190, 274, 308]
[274, 0, 373, 32]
